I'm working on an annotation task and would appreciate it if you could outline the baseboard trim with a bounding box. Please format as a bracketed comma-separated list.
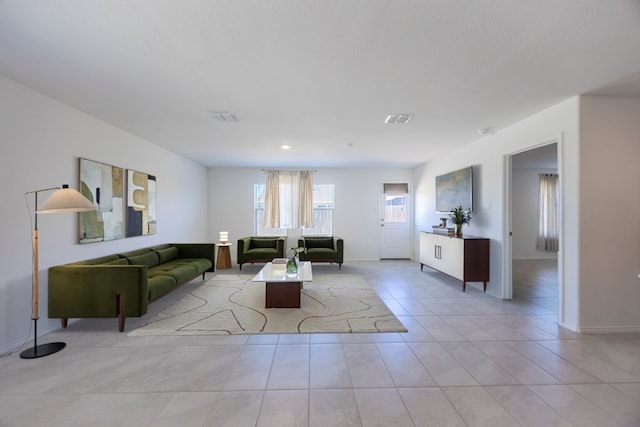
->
[578, 325, 640, 334]
[558, 321, 578, 332]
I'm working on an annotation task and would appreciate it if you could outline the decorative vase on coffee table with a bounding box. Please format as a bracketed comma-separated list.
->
[286, 257, 298, 275]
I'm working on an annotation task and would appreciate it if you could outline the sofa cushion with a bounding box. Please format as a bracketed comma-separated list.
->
[150, 244, 171, 251]
[127, 251, 160, 268]
[147, 275, 177, 301]
[106, 258, 129, 266]
[149, 262, 198, 284]
[304, 237, 334, 249]
[118, 248, 153, 258]
[155, 246, 179, 264]
[72, 254, 121, 266]
[179, 258, 213, 273]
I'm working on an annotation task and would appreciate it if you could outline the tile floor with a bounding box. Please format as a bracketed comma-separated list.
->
[1, 260, 639, 426]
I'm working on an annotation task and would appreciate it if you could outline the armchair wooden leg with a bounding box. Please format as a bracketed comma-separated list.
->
[61, 318, 68, 328]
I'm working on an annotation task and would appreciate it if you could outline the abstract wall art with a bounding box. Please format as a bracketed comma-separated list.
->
[79, 158, 125, 243]
[126, 169, 157, 237]
[435, 166, 473, 214]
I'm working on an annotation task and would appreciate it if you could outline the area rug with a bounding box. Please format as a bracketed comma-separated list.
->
[128, 274, 407, 335]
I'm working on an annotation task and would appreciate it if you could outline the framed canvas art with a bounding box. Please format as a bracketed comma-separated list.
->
[435, 166, 473, 214]
[79, 158, 124, 243]
[126, 169, 157, 237]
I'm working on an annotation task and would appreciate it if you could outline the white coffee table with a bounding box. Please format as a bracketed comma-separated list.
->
[252, 261, 313, 308]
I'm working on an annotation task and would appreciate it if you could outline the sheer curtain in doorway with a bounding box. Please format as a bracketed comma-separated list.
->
[536, 173, 559, 252]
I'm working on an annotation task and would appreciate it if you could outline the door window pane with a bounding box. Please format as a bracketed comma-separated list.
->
[385, 195, 407, 223]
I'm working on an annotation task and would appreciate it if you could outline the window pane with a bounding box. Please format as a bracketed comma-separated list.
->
[303, 208, 334, 236]
[385, 195, 406, 223]
[303, 184, 335, 235]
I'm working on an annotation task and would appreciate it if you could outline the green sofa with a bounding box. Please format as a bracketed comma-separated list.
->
[237, 236, 286, 270]
[298, 236, 344, 269]
[48, 243, 215, 332]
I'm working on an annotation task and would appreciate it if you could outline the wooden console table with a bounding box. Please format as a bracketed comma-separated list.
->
[419, 231, 489, 292]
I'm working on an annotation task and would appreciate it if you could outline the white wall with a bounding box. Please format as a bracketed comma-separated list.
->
[579, 96, 640, 332]
[207, 167, 414, 263]
[0, 76, 208, 353]
[512, 168, 558, 260]
[414, 97, 581, 330]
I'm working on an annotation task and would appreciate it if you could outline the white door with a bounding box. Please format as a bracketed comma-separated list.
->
[379, 182, 412, 259]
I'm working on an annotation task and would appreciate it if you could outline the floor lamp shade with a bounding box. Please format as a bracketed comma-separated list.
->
[21, 184, 95, 359]
[37, 185, 96, 214]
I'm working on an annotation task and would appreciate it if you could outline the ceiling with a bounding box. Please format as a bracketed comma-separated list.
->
[2, 1, 640, 168]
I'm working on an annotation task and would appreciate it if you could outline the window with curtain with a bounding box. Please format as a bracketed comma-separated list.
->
[254, 183, 334, 236]
[256, 170, 314, 234]
[536, 173, 559, 252]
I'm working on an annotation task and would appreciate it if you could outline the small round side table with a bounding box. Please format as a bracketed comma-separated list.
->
[216, 243, 233, 269]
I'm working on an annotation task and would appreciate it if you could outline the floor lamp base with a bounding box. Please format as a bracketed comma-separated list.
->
[20, 342, 66, 359]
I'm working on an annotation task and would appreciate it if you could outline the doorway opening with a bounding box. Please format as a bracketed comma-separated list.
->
[504, 141, 562, 322]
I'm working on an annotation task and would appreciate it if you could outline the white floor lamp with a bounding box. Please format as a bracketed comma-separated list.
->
[20, 184, 95, 359]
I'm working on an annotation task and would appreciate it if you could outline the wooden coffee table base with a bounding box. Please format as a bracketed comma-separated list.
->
[265, 281, 301, 308]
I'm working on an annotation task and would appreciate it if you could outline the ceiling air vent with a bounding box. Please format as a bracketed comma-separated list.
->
[209, 111, 238, 122]
[385, 114, 414, 124]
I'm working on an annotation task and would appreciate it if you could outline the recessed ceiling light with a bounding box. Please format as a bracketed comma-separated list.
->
[385, 114, 414, 124]
[209, 111, 238, 122]
[281, 144, 291, 150]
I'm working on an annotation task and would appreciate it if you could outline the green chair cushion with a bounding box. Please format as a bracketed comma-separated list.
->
[246, 248, 278, 256]
[303, 248, 337, 260]
[304, 237, 334, 249]
[250, 238, 278, 249]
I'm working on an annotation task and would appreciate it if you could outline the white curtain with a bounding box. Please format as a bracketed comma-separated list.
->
[263, 170, 313, 229]
[263, 170, 280, 228]
[536, 173, 559, 252]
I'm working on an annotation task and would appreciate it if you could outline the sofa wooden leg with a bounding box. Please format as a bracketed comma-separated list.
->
[116, 293, 125, 332]
[61, 318, 68, 328]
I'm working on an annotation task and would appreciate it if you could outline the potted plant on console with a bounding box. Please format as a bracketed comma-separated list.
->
[450, 205, 472, 235]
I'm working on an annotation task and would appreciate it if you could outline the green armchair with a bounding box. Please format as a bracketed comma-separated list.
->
[297, 236, 344, 269]
[237, 236, 286, 270]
